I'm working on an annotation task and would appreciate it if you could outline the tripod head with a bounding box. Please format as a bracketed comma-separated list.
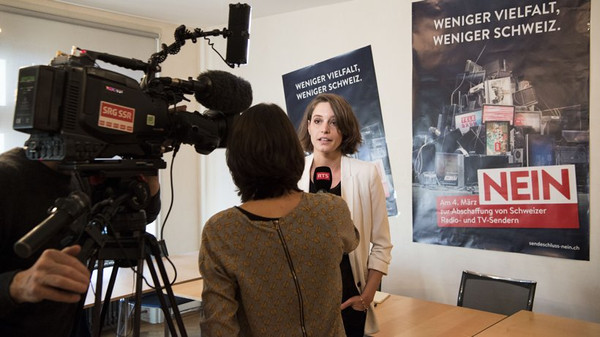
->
[14, 160, 161, 260]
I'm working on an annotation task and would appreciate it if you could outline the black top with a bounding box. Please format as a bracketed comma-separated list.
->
[309, 180, 358, 302]
[0, 148, 80, 336]
[235, 206, 278, 221]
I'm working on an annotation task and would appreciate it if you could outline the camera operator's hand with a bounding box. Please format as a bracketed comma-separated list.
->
[9, 245, 90, 304]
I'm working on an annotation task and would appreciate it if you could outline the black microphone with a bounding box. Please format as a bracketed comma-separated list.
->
[14, 191, 90, 259]
[79, 49, 149, 72]
[313, 166, 332, 193]
[225, 3, 252, 67]
[194, 70, 253, 115]
[159, 70, 252, 115]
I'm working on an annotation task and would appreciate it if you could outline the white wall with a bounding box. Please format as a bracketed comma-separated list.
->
[6, 0, 599, 324]
[199, 0, 600, 323]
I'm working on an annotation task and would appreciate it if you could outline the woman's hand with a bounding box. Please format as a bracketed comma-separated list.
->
[341, 295, 370, 312]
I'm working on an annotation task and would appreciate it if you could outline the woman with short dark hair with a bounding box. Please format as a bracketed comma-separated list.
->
[226, 103, 305, 202]
[199, 103, 359, 337]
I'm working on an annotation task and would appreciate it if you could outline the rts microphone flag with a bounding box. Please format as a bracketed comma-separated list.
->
[313, 166, 332, 193]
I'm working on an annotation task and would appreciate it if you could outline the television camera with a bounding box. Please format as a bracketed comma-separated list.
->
[13, 3, 252, 168]
[11, 5, 252, 336]
[12, 1, 253, 256]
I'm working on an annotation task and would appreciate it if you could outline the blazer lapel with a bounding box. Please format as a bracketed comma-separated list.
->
[299, 154, 313, 191]
[340, 156, 355, 219]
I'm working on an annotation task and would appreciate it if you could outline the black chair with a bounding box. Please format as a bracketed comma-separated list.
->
[457, 270, 537, 316]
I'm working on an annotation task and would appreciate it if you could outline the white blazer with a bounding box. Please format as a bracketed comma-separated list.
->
[299, 154, 393, 335]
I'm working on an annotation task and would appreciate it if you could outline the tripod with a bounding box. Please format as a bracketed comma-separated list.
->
[75, 215, 189, 337]
[83, 232, 188, 337]
[12, 160, 186, 336]
[72, 175, 188, 337]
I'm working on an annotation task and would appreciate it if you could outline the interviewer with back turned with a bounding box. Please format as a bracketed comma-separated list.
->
[0, 147, 160, 336]
[199, 103, 359, 336]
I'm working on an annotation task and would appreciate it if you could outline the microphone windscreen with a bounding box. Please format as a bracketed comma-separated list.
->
[194, 70, 253, 115]
[313, 166, 332, 193]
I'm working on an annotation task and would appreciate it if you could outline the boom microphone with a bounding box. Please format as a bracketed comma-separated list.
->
[194, 70, 253, 115]
[313, 166, 332, 193]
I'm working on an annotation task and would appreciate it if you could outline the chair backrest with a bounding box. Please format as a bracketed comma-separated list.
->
[457, 270, 537, 316]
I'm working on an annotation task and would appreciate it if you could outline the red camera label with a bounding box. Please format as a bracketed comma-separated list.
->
[98, 101, 135, 133]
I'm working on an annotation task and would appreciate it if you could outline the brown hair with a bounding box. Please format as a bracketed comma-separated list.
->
[297, 93, 362, 155]
[226, 103, 304, 202]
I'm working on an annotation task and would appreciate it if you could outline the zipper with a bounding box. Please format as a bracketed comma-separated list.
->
[274, 219, 307, 337]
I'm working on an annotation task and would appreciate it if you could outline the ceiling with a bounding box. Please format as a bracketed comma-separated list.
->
[55, 0, 350, 28]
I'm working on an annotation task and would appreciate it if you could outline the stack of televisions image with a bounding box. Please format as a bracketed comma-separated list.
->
[416, 58, 589, 193]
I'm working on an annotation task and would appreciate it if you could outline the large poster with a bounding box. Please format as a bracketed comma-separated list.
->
[282, 46, 397, 216]
[412, 0, 590, 260]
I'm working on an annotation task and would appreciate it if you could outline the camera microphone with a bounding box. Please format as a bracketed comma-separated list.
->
[195, 70, 253, 115]
[159, 70, 252, 115]
[73, 48, 150, 72]
[313, 166, 332, 193]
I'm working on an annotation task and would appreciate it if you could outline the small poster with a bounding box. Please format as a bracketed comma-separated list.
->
[484, 77, 513, 105]
[485, 121, 509, 155]
[282, 46, 398, 216]
[455, 110, 482, 133]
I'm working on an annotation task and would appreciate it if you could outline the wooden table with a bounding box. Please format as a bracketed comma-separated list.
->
[475, 310, 600, 336]
[171, 278, 204, 301]
[168, 282, 506, 337]
[371, 294, 506, 337]
[84, 250, 200, 308]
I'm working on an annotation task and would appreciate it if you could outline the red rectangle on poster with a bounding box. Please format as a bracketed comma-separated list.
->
[436, 195, 579, 228]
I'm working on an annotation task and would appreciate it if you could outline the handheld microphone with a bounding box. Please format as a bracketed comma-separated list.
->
[225, 3, 252, 67]
[14, 191, 90, 259]
[313, 166, 332, 193]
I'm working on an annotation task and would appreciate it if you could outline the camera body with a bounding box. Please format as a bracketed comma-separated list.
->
[15, 62, 161, 161]
[13, 54, 232, 165]
[13, 3, 252, 166]
[11, 4, 253, 260]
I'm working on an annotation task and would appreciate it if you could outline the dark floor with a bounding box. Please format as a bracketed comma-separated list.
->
[99, 308, 201, 337]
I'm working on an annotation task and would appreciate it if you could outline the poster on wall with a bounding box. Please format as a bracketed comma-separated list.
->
[282, 46, 398, 216]
[412, 0, 590, 260]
